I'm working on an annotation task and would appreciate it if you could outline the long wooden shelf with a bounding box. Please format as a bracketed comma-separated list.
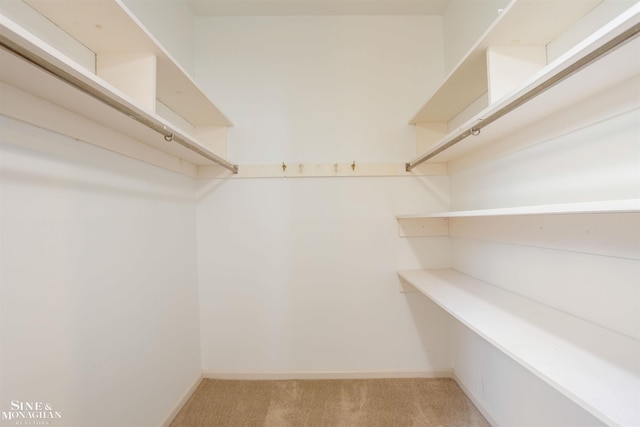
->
[398, 269, 640, 426]
[23, 0, 231, 128]
[396, 199, 640, 219]
[410, 0, 601, 125]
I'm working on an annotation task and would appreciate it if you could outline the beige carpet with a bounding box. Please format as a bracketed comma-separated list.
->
[169, 378, 490, 426]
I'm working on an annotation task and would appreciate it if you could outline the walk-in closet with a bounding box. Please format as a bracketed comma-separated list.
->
[1, 0, 638, 425]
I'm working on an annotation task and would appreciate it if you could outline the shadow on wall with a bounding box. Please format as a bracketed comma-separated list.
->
[402, 286, 453, 372]
[1, 117, 195, 204]
[196, 176, 230, 201]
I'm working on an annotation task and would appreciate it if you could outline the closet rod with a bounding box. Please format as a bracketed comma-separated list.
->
[405, 22, 640, 172]
[0, 29, 238, 174]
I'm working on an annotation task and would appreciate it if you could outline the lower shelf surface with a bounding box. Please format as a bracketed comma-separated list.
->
[398, 269, 640, 426]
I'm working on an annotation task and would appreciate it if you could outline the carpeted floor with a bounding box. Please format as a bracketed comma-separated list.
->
[169, 378, 490, 426]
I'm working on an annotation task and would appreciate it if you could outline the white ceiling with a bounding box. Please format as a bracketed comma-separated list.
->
[186, 0, 450, 16]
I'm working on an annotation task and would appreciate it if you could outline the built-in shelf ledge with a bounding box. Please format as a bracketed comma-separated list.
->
[0, 12, 236, 176]
[397, 199, 640, 219]
[198, 162, 447, 179]
[409, 3, 640, 165]
[411, 0, 602, 125]
[396, 199, 640, 259]
[397, 269, 640, 427]
[23, 0, 231, 128]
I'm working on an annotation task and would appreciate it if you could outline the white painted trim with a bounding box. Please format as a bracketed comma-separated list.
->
[396, 199, 640, 218]
[198, 162, 447, 179]
[453, 373, 500, 427]
[202, 370, 453, 381]
[159, 374, 203, 427]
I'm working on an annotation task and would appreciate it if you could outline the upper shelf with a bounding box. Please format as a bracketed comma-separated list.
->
[396, 199, 640, 219]
[23, 0, 231, 128]
[0, 12, 236, 175]
[410, 0, 602, 124]
[407, 3, 640, 164]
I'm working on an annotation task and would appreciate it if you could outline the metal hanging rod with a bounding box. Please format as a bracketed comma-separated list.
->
[406, 21, 640, 172]
[0, 24, 238, 174]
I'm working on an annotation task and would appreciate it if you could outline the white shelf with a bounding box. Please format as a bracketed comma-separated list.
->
[398, 269, 640, 426]
[396, 199, 640, 219]
[23, 0, 231, 127]
[396, 199, 640, 259]
[410, 0, 601, 125]
[410, 3, 640, 163]
[0, 11, 235, 175]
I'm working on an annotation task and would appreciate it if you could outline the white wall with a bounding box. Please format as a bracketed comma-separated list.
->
[442, 0, 509, 75]
[0, 116, 202, 427]
[121, 0, 196, 77]
[453, 324, 604, 427]
[195, 16, 443, 164]
[196, 176, 453, 375]
[445, 74, 639, 424]
[449, 77, 640, 210]
[193, 15, 452, 376]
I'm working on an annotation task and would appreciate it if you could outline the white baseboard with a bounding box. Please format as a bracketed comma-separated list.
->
[453, 373, 500, 427]
[160, 373, 203, 427]
[202, 369, 453, 380]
